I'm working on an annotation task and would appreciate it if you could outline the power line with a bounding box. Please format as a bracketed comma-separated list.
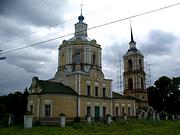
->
[2, 2, 180, 55]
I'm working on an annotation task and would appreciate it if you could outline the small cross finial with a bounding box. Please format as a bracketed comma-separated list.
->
[80, 4, 83, 15]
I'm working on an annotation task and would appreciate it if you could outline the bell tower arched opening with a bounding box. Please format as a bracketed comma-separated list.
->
[128, 78, 133, 90]
[128, 59, 133, 71]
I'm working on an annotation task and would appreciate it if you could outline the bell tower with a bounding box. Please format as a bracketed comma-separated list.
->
[123, 25, 148, 108]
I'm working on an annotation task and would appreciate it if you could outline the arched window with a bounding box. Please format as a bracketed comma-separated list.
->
[128, 59, 133, 71]
[103, 87, 106, 97]
[87, 85, 91, 96]
[141, 78, 144, 89]
[128, 78, 133, 90]
[95, 86, 98, 96]
[139, 59, 142, 71]
[75, 51, 81, 64]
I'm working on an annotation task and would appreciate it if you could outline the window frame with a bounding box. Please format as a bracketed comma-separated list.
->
[44, 104, 51, 117]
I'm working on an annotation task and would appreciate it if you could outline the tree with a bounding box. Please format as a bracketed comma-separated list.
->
[0, 88, 29, 125]
[148, 76, 180, 114]
[147, 86, 161, 112]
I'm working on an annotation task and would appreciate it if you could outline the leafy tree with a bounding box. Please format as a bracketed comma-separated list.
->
[0, 88, 29, 125]
[147, 86, 161, 112]
[148, 76, 180, 114]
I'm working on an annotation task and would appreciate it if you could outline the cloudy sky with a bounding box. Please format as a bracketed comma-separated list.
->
[0, 0, 180, 95]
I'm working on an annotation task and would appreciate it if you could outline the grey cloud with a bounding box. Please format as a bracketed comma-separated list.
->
[0, 62, 32, 95]
[0, 60, 55, 95]
[0, 0, 69, 95]
[0, 17, 31, 41]
[102, 41, 128, 68]
[141, 30, 177, 55]
[0, 0, 67, 27]
[102, 41, 128, 91]
[33, 39, 60, 50]
[6, 49, 57, 74]
[102, 30, 179, 90]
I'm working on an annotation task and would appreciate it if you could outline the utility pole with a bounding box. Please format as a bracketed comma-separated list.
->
[0, 49, 6, 60]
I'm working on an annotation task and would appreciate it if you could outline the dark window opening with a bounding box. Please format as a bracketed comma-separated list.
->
[128, 78, 133, 90]
[87, 85, 91, 96]
[103, 88, 106, 97]
[141, 78, 144, 89]
[95, 86, 98, 96]
[87, 106, 91, 116]
[103, 107, 106, 117]
[116, 107, 119, 117]
[128, 107, 131, 116]
[122, 107, 125, 116]
[92, 54, 96, 66]
[139, 59, 142, 70]
[128, 59, 133, 71]
[30, 105, 33, 114]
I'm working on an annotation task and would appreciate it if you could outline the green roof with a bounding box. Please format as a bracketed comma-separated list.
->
[37, 80, 77, 95]
[112, 92, 135, 100]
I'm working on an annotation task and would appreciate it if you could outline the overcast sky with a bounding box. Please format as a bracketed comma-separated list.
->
[0, 0, 180, 95]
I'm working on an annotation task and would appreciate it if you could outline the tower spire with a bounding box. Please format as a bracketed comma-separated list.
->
[128, 21, 137, 52]
[130, 22, 134, 42]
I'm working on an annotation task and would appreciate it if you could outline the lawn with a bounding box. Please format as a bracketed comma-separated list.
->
[1, 120, 180, 135]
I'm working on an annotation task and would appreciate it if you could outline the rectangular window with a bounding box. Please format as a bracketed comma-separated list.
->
[116, 107, 119, 117]
[95, 86, 98, 96]
[103, 88, 106, 97]
[128, 107, 131, 116]
[122, 107, 125, 116]
[87, 85, 91, 96]
[45, 105, 51, 117]
[103, 107, 106, 117]
[87, 106, 91, 116]
[30, 105, 33, 114]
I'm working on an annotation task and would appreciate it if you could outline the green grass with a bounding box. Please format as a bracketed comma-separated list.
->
[1, 120, 180, 135]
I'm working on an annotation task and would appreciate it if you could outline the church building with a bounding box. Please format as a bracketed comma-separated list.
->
[27, 12, 139, 122]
